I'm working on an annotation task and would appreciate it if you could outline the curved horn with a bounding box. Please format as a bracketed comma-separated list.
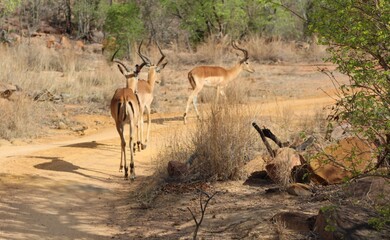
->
[232, 41, 249, 64]
[137, 40, 151, 66]
[111, 48, 133, 72]
[155, 41, 166, 67]
[111, 48, 120, 62]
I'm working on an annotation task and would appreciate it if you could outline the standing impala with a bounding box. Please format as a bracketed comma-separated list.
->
[110, 52, 148, 180]
[136, 41, 168, 149]
[183, 41, 255, 124]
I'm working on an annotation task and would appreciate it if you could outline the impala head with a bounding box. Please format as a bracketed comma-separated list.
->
[137, 40, 168, 74]
[232, 41, 255, 73]
[111, 48, 149, 89]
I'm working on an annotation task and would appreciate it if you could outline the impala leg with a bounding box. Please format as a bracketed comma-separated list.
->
[219, 88, 227, 101]
[140, 107, 149, 150]
[129, 120, 136, 180]
[193, 95, 200, 120]
[116, 124, 125, 173]
[137, 110, 143, 152]
[216, 86, 221, 103]
[184, 89, 201, 124]
[120, 126, 128, 179]
[184, 92, 194, 124]
[144, 106, 151, 150]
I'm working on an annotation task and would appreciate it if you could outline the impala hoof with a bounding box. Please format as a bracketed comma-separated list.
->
[141, 144, 147, 150]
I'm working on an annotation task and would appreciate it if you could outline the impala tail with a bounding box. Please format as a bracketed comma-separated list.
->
[188, 71, 196, 90]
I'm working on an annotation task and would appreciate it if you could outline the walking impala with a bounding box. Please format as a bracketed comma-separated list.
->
[183, 41, 255, 124]
[110, 51, 148, 180]
[136, 41, 168, 149]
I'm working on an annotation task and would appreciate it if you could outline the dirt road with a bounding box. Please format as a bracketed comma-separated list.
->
[0, 61, 342, 240]
[0, 98, 336, 240]
[0, 110, 187, 239]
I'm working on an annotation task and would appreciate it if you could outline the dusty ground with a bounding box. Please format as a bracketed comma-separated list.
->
[0, 62, 346, 239]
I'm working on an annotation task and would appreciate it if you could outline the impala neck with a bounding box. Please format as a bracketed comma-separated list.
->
[226, 62, 243, 81]
[147, 67, 158, 89]
[126, 77, 138, 91]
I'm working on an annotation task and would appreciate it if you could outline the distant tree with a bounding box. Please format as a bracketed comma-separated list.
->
[309, 0, 390, 168]
[254, 0, 313, 40]
[0, 0, 22, 17]
[160, 0, 248, 44]
[104, 2, 144, 58]
[160, 0, 313, 44]
[64, 0, 72, 34]
[73, 0, 109, 39]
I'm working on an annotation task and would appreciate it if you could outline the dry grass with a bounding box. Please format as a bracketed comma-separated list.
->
[246, 35, 328, 63]
[0, 41, 123, 139]
[0, 42, 122, 103]
[0, 95, 45, 140]
[156, 93, 260, 182]
[191, 103, 257, 181]
[0, 35, 328, 142]
[176, 35, 328, 64]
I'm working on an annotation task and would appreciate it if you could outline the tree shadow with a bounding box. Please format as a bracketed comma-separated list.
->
[61, 140, 110, 149]
[32, 156, 110, 181]
[151, 116, 184, 125]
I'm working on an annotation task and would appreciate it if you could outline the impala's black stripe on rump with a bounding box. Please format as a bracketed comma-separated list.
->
[188, 72, 196, 90]
[128, 101, 135, 115]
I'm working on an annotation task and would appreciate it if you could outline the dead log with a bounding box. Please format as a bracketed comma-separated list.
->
[252, 122, 275, 158]
[262, 127, 283, 147]
[294, 136, 315, 151]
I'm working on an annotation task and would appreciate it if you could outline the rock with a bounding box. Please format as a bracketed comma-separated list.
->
[272, 212, 316, 234]
[265, 148, 302, 184]
[57, 121, 67, 130]
[291, 164, 311, 183]
[330, 123, 352, 141]
[286, 183, 312, 196]
[0, 83, 19, 99]
[243, 170, 272, 185]
[344, 176, 390, 206]
[309, 136, 377, 184]
[314, 204, 390, 240]
[167, 161, 188, 177]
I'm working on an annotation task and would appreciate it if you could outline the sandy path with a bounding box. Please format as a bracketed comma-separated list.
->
[0, 96, 333, 240]
[0, 110, 190, 239]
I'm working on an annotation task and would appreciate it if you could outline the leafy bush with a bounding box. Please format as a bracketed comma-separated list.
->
[309, 0, 390, 168]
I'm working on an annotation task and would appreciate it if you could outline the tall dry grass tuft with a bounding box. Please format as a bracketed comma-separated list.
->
[190, 102, 256, 181]
[155, 86, 260, 182]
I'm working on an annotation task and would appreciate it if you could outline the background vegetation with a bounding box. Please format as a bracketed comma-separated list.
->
[0, 0, 314, 50]
[0, 0, 388, 172]
[309, 0, 389, 168]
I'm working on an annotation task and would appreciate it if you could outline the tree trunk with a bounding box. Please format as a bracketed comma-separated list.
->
[65, 0, 72, 34]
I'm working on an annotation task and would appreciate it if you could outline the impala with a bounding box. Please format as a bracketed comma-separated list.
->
[136, 41, 168, 149]
[110, 50, 148, 179]
[183, 41, 255, 124]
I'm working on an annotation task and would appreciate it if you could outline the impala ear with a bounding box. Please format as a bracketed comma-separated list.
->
[161, 61, 168, 70]
[156, 61, 168, 73]
[117, 64, 126, 75]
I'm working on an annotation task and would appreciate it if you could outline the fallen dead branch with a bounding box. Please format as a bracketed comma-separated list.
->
[187, 189, 218, 240]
